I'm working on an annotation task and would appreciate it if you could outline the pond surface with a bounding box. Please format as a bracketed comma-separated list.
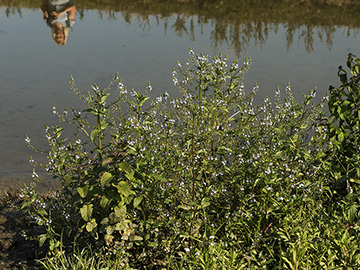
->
[0, 0, 359, 176]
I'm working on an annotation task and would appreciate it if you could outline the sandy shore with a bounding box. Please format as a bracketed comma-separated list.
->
[0, 172, 61, 197]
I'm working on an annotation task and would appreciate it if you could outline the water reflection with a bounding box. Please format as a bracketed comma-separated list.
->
[41, 0, 76, 45]
[73, 0, 360, 56]
[1, 0, 359, 53]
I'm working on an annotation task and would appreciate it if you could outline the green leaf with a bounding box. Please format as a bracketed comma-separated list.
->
[139, 96, 150, 106]
[100, 172, 113, 187]
[101, 122, 109, 130]
[83, 108, 96, 114]
[21, 192, 37, 209]
[348, 204, 358, 224]
[21, 201, 33, 209]
[125, 170, 135, 181]
[100, 93, 110, 104]
[90, 129, 100, 142]
[100, 196, 110, 209]
[49, 239, 60, 252]
[80, 204, 93, 222]
[201, 197, 211, 208]
[147, 242, 158, 248]
[37, 208, 48, 217]
[86, 218, 97, 232]
[102, 157, 113, 166]
[106, 225, 115, 235]
[77, 185, 89, 198]
[342, 100, 351, 108]
[177, 205, 191, 210]
[115, 221, 128, 231]
[104, 234, 114, 243]
[100, 217, 109, 225]
[39, 234, 47, 247]
[133, 196, 143, 208]
[119, 161, 132, 175]
[113, 181, 134, 197]
[114, 205, 126, 219]
[55, 127, 63, 139]
[132, 235, 143, 241]
[338, 132, 344, 142]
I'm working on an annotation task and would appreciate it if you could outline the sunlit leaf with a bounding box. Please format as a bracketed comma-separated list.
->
[134, 196, 143, 208]
[114, 205, 126, 219]
[113, 181, 134, 197]
[100, 172, 113, 187]
[177, 205, 191, 210]
[86, 218, 97, 232]
[100, 196, 110, 209]
[80, 204, 93, 222]
[77, 185, 89, 198]
[201, 197, 211, 208]
[119, 161, 132, 175]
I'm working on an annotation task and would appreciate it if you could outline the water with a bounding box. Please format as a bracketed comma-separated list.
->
[0, 0, 359, 175]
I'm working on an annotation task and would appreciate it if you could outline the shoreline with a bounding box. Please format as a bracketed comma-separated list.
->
[0, 172, 60, 197]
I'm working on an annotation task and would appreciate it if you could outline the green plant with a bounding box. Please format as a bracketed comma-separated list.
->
[21, 51, 360, 268]
[328, 53, 360, 196]
[23, 76, 144, 262]
[37, 246, 133, 270]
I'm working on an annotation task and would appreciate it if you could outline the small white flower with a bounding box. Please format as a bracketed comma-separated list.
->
[172, 71, 178, 85]
[310, 89, 316, 98]
[156, 96, 163, 103]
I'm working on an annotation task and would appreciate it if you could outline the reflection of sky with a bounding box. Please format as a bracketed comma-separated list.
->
[0, 9, 359, 174]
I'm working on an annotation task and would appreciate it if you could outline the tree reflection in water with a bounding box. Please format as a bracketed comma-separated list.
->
[1, 0, 360, 55]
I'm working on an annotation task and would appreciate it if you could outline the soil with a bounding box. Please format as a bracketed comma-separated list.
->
[0, 175, 60, 270]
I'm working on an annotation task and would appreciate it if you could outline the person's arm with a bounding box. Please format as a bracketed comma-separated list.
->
[41, 3, 49, 20]
[67, 4, 76, 21]
[51, 4, 76, 20]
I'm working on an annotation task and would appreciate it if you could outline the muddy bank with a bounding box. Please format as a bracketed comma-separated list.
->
[0, 173, 60, 198]
[0, 174, 60, 269]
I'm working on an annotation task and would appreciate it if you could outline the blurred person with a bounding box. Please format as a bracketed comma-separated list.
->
[42, 0, 76, 45]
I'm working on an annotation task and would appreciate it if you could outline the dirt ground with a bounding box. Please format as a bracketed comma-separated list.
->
[0, 175, 60, 270]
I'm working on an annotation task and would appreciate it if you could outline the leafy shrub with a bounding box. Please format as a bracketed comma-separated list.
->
[22, 51, 360, 269]
[327, 53, 360, 196]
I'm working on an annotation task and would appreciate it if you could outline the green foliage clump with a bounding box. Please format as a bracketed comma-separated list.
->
[328, 53, 360, 194]
[21, 51, 360, 269]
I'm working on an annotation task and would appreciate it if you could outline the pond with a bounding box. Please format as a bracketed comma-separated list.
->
[0, 0, 359, 177]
